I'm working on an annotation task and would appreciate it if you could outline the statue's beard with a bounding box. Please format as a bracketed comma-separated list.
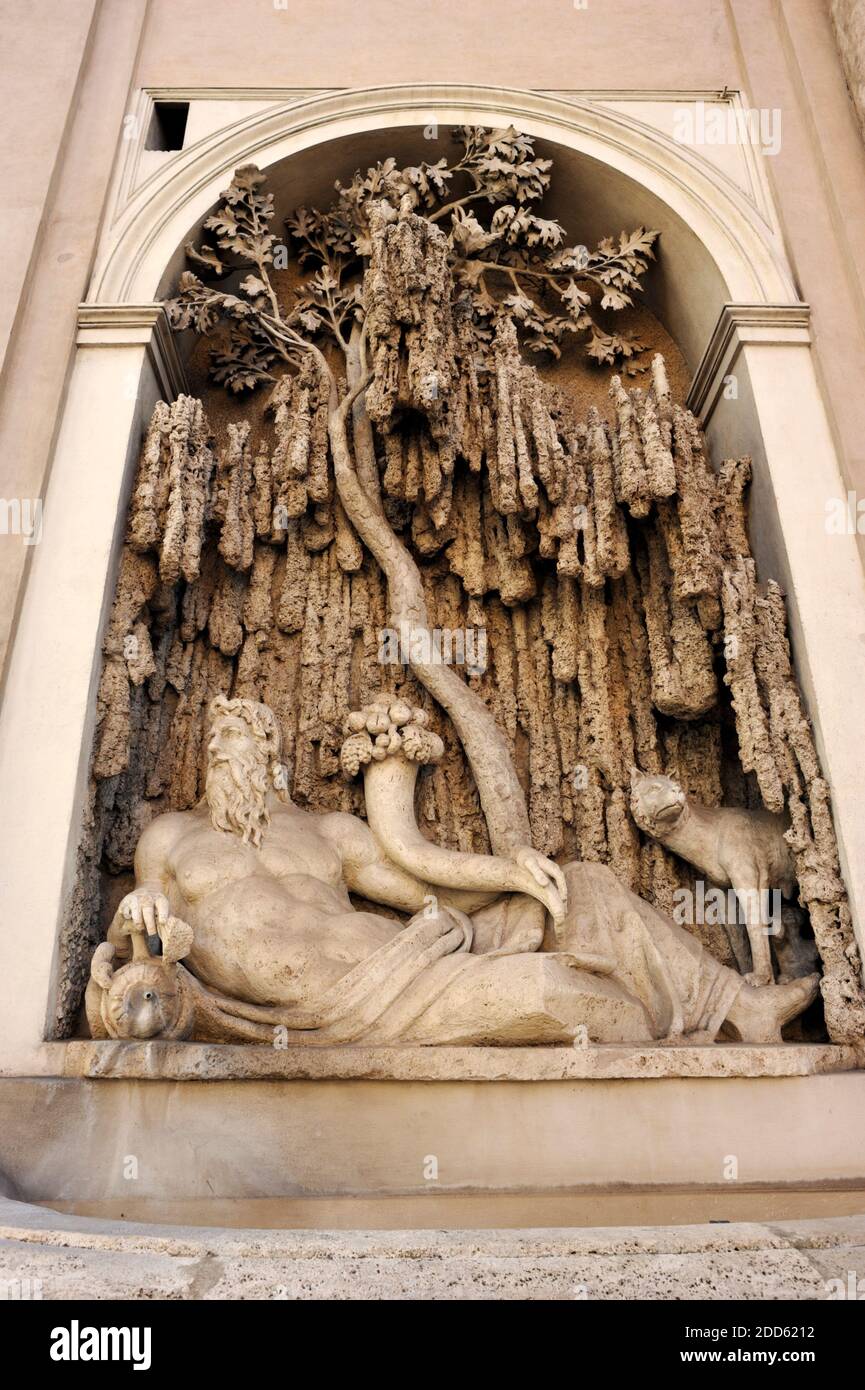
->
[205, 749, 271, 847]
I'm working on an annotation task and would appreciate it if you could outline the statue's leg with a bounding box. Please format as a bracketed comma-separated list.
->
[548, 862, 817, 1043]
[543, 861, 741, 1041]
[733, 869, 775, 987]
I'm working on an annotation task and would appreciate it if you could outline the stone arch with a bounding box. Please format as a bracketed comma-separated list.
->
[91, 84, 796, 364]
[1, 84, 864, 1071]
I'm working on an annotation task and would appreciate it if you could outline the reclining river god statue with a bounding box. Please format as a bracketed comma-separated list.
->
[87, 694, 818, 1047]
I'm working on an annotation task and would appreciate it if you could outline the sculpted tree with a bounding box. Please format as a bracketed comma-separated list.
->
[169, 128, 657, 389]
[64, 129, 864, 1045]
[166, 127, 659, 906]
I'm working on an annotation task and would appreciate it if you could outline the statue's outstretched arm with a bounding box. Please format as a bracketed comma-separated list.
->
[340, 700, 566, 924]
[319, 810, 498, 916]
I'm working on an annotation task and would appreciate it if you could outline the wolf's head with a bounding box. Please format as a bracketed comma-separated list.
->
[629, 769, 687, 837]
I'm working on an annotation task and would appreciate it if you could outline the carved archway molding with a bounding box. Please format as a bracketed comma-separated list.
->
[0, 84, 864, 1075]
[89, 84, 797, 312]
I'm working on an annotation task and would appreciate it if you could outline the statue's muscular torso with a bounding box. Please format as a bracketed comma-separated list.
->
[132, 799, 407, 1007]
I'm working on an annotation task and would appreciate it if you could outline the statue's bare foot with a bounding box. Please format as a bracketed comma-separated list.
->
[725, 972, 819, 1044]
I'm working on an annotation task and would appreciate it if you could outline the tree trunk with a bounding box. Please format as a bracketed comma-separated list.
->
[331, 326, 538, 886]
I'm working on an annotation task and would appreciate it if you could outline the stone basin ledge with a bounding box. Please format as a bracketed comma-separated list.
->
[54, 1039, 863, 1082]
[2, 1198, 865, 1300]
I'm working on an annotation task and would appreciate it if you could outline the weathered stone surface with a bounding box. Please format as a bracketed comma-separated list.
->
[60, 1040, 861, 1082]
[832, 0, 865, 144]
[629, 770, 805, 987]
[86, 697, 819, 1050]
[2, 1198, 864, 1300]
[5, 1072, 865, 1207]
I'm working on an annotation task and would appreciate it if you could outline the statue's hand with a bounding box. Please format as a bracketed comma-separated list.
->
[117, 888, 170, 935]
[408, 899, 474, 952]
[512, 846, 568, 925]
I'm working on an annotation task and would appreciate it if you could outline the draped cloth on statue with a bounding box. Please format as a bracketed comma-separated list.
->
[553, 862, 744, 1044]
[183, 861, 742, 1046]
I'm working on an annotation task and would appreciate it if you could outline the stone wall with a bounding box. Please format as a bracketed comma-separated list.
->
[832, 0, 865, 143]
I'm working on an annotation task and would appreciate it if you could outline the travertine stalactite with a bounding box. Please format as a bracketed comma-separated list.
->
[365, 207, 459, 448]
[54, 352, 864, 1043]
[722, 559, 865, 1041]
[127, 396, 214, 585]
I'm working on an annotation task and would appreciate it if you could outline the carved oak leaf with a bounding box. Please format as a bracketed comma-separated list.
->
[561, 282, 592, 314]
[239, 275, 269, 299]
[600, 286, 634, 311]
[184, 241, 227, 279]
[296, 308, 324, 333]
[449, 207, 498, 256]
[403, 158, 453, 207]
[203, 206, 241, 241]
[226, 163, 269, 195]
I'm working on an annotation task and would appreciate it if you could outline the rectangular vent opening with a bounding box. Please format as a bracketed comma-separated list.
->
[145, 101, 189, 152]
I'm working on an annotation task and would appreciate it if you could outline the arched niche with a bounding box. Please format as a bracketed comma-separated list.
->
[89, 88, 808, 611]
[0, 85, 863, 1073]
